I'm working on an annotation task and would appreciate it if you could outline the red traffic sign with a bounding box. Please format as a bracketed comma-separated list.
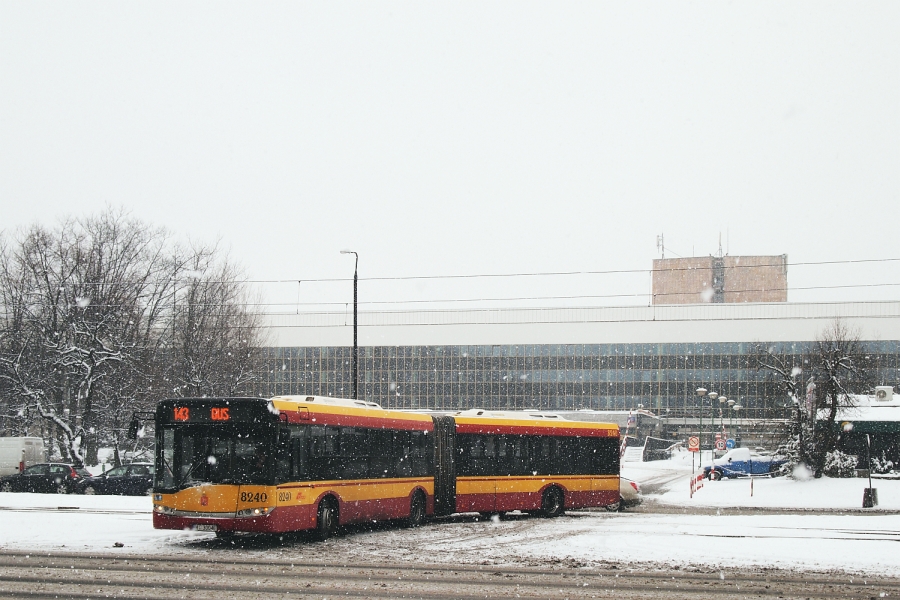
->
[687, 436, 700, 452]
[715, 438, 726, 451]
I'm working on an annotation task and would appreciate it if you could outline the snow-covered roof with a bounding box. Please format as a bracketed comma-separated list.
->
[829, 389, 900, 427]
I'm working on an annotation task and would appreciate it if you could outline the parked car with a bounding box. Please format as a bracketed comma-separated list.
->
[76, 462, 155, 496]
[605, 476, 642, 511]
[0, 462, 90, 494]
[704, 447, 787, 480]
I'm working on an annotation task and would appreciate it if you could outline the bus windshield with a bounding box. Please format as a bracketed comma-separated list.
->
[156, 425, 274, 490]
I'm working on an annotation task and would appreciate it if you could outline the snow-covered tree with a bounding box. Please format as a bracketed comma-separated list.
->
[751, 344, 814, 474]
[753, 319, 871, 478]
[166, 241, 267, 398]
[0, 209, 265, 465]
[0, 211, 172, 463]
[808, 319, 870, 477]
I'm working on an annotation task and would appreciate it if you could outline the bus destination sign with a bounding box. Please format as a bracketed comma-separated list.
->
[159, 398, 272, 425]
[172, 406, 231, 423]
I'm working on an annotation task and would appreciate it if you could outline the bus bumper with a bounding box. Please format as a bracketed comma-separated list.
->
[153, 505, 317, 534]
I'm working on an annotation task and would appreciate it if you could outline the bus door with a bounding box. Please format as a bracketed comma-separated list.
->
[233, 435, 274, 511]
[431, 416, 456, 516]
[495, 436, 529, 512]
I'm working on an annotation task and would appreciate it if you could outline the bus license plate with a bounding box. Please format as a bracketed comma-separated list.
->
[193, 524, 218, 532]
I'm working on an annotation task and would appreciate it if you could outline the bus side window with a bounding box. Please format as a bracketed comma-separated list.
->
[368, 429, 394, 478]
[275, 429, 291, 484]
[307, 425, 326, 480]
[341, 427, 368, 479]
[508, 435, 529, 476]
[556, 438, 575, 475]
[395, 430, 413, 477]
[454, 435, 472, 476]
[529, 437, 552, 476]
[294, 430, 309, 479]
[495, 436, 509, 476]
[573, 436, 592, 475]
[409, 430, 430, 476]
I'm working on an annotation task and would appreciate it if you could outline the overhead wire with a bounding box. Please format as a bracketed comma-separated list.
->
[20, 256, 900, 286]
[9, 281, 900, 311]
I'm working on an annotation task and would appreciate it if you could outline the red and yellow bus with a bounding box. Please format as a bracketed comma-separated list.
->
[152, 396, 619, 539]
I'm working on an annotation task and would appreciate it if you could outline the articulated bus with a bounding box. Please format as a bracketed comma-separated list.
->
[152, 396, 619, 539]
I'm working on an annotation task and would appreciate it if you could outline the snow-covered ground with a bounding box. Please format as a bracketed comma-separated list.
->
[625, 449, 900, 510]
[1, 453, 899, 577]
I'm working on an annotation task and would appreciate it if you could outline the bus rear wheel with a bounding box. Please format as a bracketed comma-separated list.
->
[315, 498, 338, 541]
[406, 491, 426, 528]
[604, 496, 623, 512]
[540, 487, 565, 518]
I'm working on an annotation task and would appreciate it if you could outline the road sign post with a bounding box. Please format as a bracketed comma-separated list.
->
[688, 436, 700, 452]
[688, 436, 700, 474]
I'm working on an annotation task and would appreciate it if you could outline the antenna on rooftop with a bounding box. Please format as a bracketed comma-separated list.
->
[656, 234, 665, 259]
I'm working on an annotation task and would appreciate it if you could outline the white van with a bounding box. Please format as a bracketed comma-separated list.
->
[0, 437, 46, 476]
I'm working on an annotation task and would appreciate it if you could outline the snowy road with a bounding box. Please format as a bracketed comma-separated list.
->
[1, 549, 899, 599]
[1, 493, 900, 578]
[2, 463, 900, 598]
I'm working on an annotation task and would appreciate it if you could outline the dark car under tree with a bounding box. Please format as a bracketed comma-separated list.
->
[77, 463, 155, 496]
[0, 463, 90, 494]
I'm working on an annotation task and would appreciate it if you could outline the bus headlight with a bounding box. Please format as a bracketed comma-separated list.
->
[236, 507, 272, 518]
[155, 505, 176, 515]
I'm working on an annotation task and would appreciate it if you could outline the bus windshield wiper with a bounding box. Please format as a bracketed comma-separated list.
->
[176, 458, 207, 489]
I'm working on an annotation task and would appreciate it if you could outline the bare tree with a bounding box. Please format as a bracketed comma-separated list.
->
[0, 209, 265, 466]
[0, 211, 173, 464]
[166, 242, 267, 398]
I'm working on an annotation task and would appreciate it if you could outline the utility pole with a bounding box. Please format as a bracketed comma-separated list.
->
[340, 250, 359, 399]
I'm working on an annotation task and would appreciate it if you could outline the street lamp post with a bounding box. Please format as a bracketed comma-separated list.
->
[728, 398, 735, 436]
[733, 404, 742, 447]
[707, 392, 718, 460]
[696, 388, 707, 468]
[340, 250, 359, 400]
[718, 395, 727, 436]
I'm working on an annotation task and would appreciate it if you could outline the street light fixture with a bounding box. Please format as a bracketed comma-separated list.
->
[340, 250, 359, 400]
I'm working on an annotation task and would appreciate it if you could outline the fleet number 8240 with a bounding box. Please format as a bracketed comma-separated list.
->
[240, 491, 268, 503]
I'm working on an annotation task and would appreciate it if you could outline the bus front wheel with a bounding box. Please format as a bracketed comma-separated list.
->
[540, 487, 565, 518]
[315, 498, 338, 541]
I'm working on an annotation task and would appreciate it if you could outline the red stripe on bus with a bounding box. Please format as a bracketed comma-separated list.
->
[280, 411, 434, 431]
[454, 423, 617, 437]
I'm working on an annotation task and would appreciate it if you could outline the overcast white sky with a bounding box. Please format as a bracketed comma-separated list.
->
[2, 2, 898, 311]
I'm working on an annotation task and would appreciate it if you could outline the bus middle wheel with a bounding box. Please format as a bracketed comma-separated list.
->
[406, 491, 426, 528]
[540, 487, 565, 518]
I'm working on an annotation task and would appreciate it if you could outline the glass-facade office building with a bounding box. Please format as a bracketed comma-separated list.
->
[255, 341, 900, 420]
[255, 302, 900, 420]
